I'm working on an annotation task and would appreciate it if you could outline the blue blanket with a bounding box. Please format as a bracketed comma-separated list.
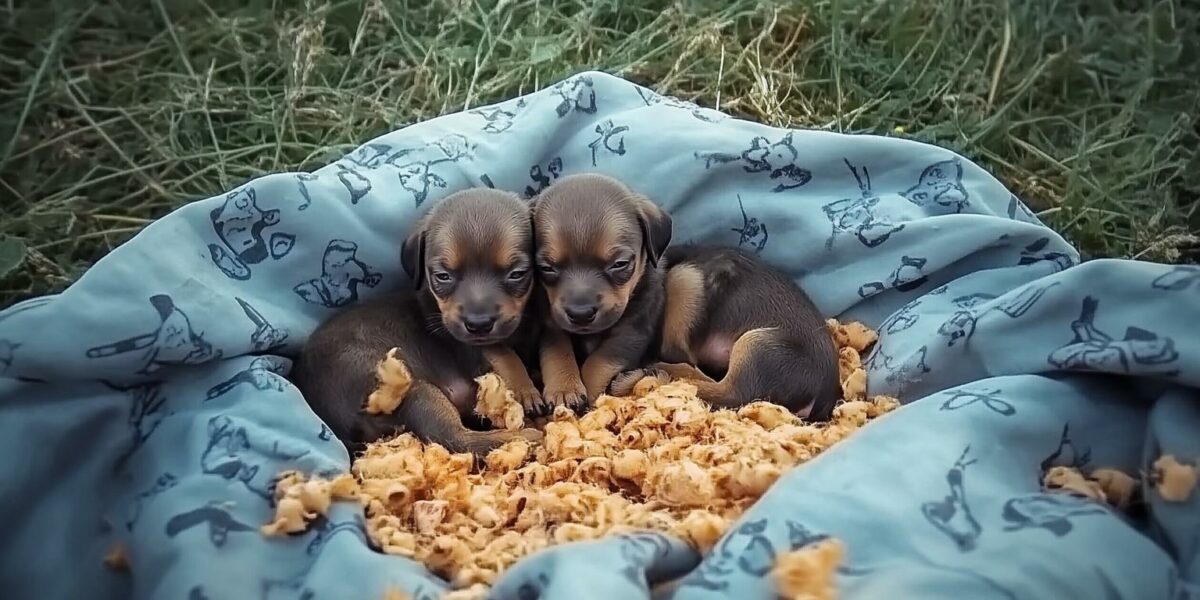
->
[0, 71, 1196, 600]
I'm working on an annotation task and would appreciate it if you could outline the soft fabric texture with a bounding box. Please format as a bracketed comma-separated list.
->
[0, 71, 1196, 600]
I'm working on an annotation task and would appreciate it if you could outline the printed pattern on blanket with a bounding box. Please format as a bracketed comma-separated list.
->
[0, 71, 1196, 600]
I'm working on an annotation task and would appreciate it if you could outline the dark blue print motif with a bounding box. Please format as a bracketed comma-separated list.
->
[342, 134, 476, 207]
[0, 338, 17, 372]
[237, 297, 288, 353]
[940, 388, 1015, 417]
[334, 164, 371, 204]
[126, 472, 179, 530]
[295, 173, 317, 211]
[293, 240, 382, 308]
[732, 195, 768, 253]
[201, 415, 309, 500]
[1048, 296, 1179, 375]
[208, 187, 296, 280]
[106, 380, 169, 469]
[588, 119, 628, 166]
[318, 423, 333, 441]
[0, 296, 52, 371]
[166, 502, 254, 547]
[1152, 265, 1200, 291]
[681, 518, 773, 591]
[901, 159, 970, 213]
[524, 157, 563, 198]
[921, 446, 983, 552]
[1018, 237, 1074, 272]
[865, 344, 930, 396]
[207, 357, 288, 401]
[1040, 424, 1092, 475]
[857, 256, 928, 298]
[938, 282, 1060, 347]
[615, 531, 674, 588]
[1001, 494, 1108, 537]
[633, 86, 726, 122]
[552, 75, 597, 117]
[1007, 194, 1040, 224]
[86, 295, 221, 374]
[785, 521, 829, 550]
[879, 299, 922, 335]
[696, 132, 812, 192]
[344, 143, 393, 169]
[471, 98, 527, 133]
[823, 159, 905, 249]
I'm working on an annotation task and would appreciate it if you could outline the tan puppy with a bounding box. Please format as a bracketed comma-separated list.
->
[610, 245, 840, 420]
[292, 189, 543, 456]
[531, 174, 672, 411]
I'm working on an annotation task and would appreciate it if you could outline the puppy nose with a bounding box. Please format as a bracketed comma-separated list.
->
[463, 314, 496, 334]
[564, 304, 598, 325]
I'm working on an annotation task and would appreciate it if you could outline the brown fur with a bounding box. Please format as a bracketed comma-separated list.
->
[610, 245, 840, 420]
[531, 173, 672, 411]
[291, 189, 543, 456]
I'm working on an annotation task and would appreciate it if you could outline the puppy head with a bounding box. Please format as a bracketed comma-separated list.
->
[531, 174, 671, 334]
[401, 189, 534, 345]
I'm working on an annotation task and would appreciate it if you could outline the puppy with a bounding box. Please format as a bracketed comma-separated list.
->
[611, 245, 840, 420]
[291, 189, 543, 456]
[531, 173, 672, 410]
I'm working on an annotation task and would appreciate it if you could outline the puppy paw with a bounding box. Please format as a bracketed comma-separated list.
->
[608, 368, 671, 397]
[512, 387, 545, 415]
[543, 385, 589, 415]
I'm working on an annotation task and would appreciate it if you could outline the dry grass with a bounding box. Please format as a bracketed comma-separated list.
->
[1, 0, 1197, 306]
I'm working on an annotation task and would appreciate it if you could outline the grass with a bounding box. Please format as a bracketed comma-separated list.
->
[1, 0, 1197, 307]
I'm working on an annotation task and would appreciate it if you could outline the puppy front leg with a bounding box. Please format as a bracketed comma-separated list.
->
[539, 328, 587, 413]
[482, 346, 542, 414]
[580, 329, 652, 401]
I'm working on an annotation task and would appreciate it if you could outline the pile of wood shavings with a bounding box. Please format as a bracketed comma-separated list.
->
[264, 319, 895, 595]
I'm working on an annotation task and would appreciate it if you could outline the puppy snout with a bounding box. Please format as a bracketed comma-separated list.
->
[463, 314, 497, 334]
[563, 303, 598, 325]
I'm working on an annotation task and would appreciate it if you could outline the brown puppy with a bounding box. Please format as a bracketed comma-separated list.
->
[611, 245, 840, 420]
[531, 173, 672, 410]
[291, 189, 543, 456]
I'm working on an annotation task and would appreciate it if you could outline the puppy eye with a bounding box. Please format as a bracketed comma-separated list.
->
[609, 259, 631, 271]
[433, 272, 453, 283]
[507, 269, 528, 281]
[538, 264, 557, 275]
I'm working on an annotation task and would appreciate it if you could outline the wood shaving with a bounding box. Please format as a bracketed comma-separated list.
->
[366, 348, 413, 415]
[261, 472, 359, 536]
[382, 588, 410, 600]
[267, 319, 894, 593]
[1090, 468, 1138, 510]
[1153, 455, 1197, 502]
[826, 319, 877, 353]
[1044, 466, 1106, 502]
[1043, 465, 1145, 510]
[474, 373, 525, 431]
[773, 538, 844, 600]
[103, 543, 129, 571]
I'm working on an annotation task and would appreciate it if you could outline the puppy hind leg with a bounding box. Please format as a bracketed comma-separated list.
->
[686, 328, 781, 410]
[719, 328, 839, 419]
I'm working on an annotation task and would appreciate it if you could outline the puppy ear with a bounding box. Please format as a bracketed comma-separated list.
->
[400, 227, 426, 290]
[634, 195, 672, 267]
